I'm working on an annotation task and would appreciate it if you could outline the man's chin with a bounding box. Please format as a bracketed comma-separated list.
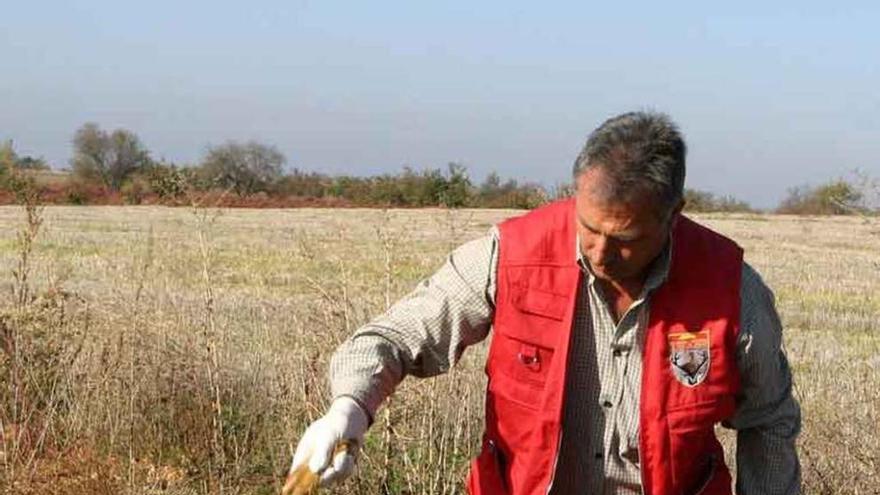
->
[591, 265, 619, 280]
[591, 265, 638, 284]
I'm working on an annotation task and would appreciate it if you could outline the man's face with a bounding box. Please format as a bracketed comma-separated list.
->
[574, 169, 677, 285]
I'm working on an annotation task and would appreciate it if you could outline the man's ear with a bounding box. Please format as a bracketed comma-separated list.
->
[669, 199, 685, 229]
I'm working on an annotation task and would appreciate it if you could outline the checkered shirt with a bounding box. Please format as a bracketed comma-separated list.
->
[329, 226, 801, 495]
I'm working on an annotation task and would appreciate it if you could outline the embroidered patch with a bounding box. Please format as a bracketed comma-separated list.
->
[668, 329, 711, 387]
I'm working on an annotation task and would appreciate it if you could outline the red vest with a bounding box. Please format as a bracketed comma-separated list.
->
[467, 199, 743, 495]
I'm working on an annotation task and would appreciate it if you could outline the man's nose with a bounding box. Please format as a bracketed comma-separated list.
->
[591, 235, 613, 264]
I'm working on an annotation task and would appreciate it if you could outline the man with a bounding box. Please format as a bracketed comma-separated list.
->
[289, 112, 801, 494]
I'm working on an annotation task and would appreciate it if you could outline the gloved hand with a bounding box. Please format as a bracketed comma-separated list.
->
[286, 397, 369, 491]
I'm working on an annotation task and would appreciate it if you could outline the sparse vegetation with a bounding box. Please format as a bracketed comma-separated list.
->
[684, 188, 754, 213]
[776, 179, 865, 215]
[1, 131, 877, 493]
[0, 205, 876, 494]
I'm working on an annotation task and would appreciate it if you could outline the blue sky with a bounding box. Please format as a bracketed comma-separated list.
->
[2, 1, 878, 208]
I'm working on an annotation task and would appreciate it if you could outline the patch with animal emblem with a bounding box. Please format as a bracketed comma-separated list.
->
[668, 329, 711, 387]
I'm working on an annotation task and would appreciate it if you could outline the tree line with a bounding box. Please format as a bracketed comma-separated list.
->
[1, 124, 548, 209]
[1, 123, 876, 214]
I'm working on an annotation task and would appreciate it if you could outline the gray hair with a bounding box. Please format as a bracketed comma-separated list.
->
[573, 111, 686, 218]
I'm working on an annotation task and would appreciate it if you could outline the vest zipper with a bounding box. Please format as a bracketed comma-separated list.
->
[544, 430, 563, 494]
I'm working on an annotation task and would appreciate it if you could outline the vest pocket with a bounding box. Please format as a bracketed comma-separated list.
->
[668, 428, 718, 495]
[691, 453, 718, 495]
[667, 397, 735, 432]
[487, 331, 554, 410]
[666, 399, 733, 495]
[488, 283, 564, 410]
[509, 284, 567, 321]
[467, 438, 509, 494]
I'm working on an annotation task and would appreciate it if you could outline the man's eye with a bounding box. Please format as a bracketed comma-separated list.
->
[611, 236, 639, 244]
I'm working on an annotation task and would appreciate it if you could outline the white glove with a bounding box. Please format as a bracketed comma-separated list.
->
[290, 397, 369, 487]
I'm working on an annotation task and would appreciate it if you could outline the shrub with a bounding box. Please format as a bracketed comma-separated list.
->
[200, 141, 285, 196]
[63, 182, 91, 205]
[476, 171, 547, 209]
[777, 180, 863, 215]
[14, 156, 50, 171]
[147, 163, 190, 200]
[439, 162, 472, 207]
[273, 169, 329, 198]
[684, 188, 754, 213]
[121, 176, 149, 205]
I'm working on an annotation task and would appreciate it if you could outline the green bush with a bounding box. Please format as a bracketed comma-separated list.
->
[147, 163, 190, 200]
[777, 180, 863, 215]
[684, 188, 754, 213]
[273, 169, 329, 198]
[121, 177, 149, 205]
[64, 182, 91, 205]
[200, 141, 285, 196]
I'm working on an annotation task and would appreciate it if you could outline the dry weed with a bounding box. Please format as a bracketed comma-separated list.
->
[0, 206, 876, 493]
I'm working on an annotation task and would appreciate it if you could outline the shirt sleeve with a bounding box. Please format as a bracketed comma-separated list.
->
[328, 228, 499, 420]
[728, 262, 802, 495]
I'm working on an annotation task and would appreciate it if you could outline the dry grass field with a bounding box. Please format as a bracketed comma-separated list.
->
[0, 205, 878, 494]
